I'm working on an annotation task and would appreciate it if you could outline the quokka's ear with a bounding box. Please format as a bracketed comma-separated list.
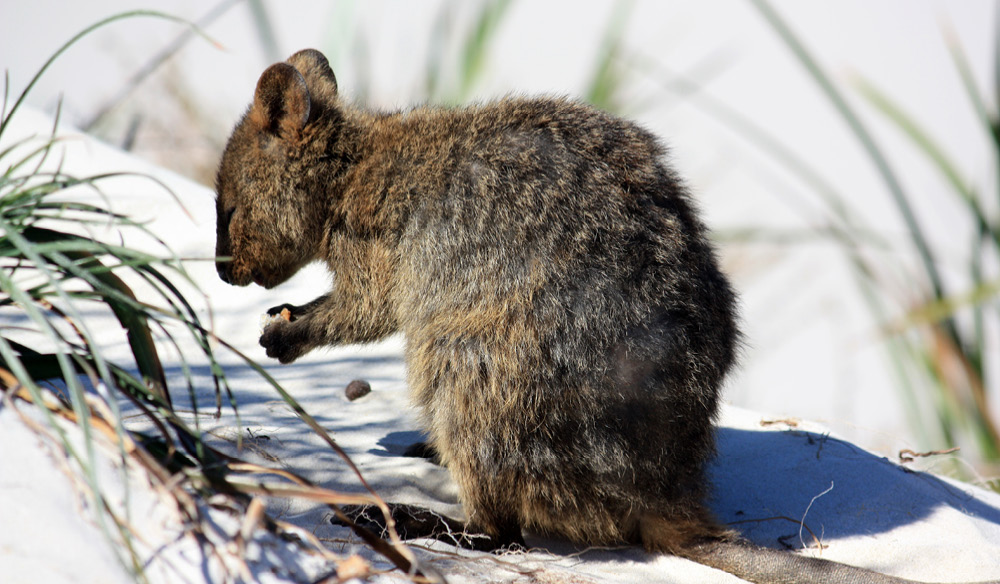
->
[250, 62, 311, 139]
[287, 48, 338, 102]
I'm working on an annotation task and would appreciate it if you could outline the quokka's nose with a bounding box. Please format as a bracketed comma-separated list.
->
[216, 259, 232, 284]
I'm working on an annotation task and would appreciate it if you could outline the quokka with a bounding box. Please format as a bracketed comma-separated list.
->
[215, 49, 992, 584]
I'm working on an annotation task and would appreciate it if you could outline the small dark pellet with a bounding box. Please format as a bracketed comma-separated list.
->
[345, 379, 371, 401]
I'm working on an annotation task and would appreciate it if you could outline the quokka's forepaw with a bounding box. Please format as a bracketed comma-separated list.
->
[258, 316, 308, 364]
[259, 305, 293, 334]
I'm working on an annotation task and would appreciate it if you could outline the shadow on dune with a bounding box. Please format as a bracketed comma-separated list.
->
[709, 427, 1000, 547]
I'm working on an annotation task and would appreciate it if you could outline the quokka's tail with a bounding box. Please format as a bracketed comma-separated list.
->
[640, 513, 998, 584]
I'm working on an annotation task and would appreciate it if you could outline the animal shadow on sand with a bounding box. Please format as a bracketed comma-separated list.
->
[373, 425, 1000, 554]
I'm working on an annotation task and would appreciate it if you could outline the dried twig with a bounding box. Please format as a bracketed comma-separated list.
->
[727, 515, 827, 551]
[899, 447, 961, 463]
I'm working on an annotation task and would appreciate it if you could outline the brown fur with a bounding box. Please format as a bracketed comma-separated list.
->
[215, 50, 985, 584]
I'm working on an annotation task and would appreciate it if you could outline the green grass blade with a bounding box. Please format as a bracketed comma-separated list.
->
[853, 75, 998, 248]
[584, 0, 634, 113]
[0, 10, 207, 140]
[889, 279, 1000, 334]
[423, 3, 451, 101]
[8, 223, 170, 404]
[1, 71, 8, 122]
[635, 54, 874, 246]
[457, 0, 513, 101]
[246, 0, 281, 63]
[941, 20, 996, 149]
[749, 0, 947, 305]
[82, 1, 234, 131]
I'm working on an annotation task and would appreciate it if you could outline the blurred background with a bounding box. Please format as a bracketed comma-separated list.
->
[1, 0, 997, 485]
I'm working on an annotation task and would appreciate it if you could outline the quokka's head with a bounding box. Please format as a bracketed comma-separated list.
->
[215, 49, 341, 288]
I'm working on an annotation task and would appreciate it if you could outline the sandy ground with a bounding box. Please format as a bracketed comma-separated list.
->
[2, 108, 1000, 584]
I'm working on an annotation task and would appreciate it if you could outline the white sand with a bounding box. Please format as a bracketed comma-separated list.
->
[2, 108, 999, 584]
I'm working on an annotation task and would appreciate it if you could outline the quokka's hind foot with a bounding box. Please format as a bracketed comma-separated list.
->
[333, 503, 525, 552]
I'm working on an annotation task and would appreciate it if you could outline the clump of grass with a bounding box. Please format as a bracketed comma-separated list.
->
[0, 11, 425, 581]
[316, 0, 515, 106]
[744, 0, 1000, 482]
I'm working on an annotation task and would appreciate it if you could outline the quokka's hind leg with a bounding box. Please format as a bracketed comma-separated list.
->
[334, 503, 525, 552]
